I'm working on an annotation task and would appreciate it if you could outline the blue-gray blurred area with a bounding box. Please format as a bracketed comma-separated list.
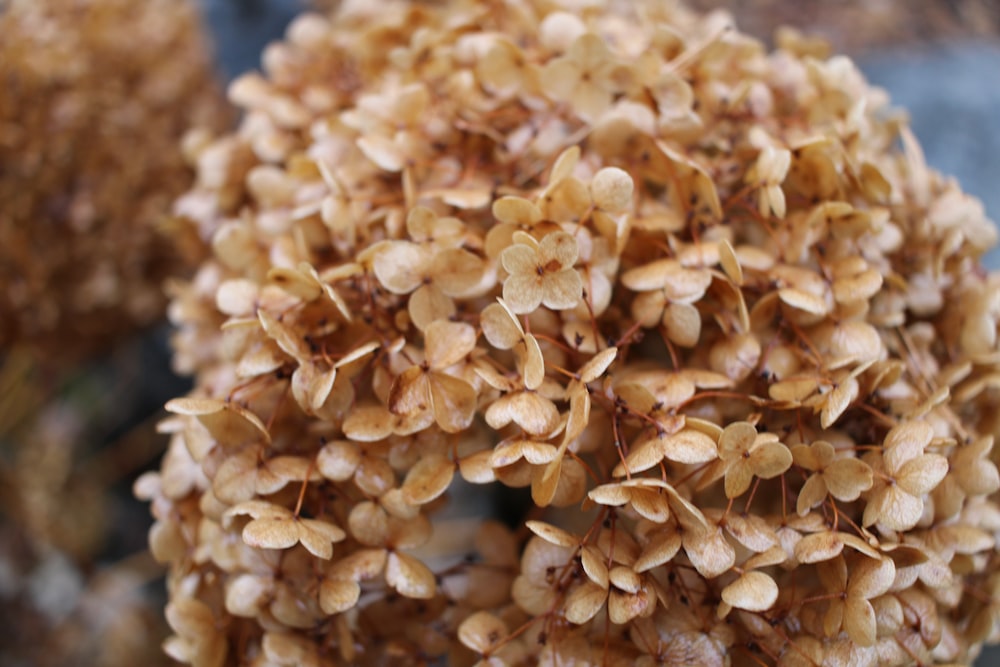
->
[862, 43, 1000, 271]
[200, 0, 309, 79]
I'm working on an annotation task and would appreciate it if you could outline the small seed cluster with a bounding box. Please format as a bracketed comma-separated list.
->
[140, 1, 1000, 665]
[0, 0, 228, 362]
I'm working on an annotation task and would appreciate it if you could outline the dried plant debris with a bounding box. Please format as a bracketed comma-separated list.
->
[0, 0, 229, 362]
[142, 1, 1000, 665]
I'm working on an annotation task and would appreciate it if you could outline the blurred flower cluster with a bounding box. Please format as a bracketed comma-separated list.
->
[136, 1, 1000, 666]
[0, 0, 229, 362]
[0, 0, 227, 665]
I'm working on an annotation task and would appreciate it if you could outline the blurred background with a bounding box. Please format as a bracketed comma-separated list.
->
[0, 0, 998, 664]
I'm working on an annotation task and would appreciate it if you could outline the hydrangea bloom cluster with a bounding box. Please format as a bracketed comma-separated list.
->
[140, 1, 1000, 665]
[0, 0, 228, 361]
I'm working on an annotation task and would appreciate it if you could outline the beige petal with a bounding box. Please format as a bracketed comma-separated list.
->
[724, 513, 778, 552]
[542, 269, 583, 310]
[823, 457, 873, 501]
[721, 571, 778, 612]
[242, 517, 299, 551]
[794, 531, 846, 564]
[684, 527, 735, 578]
[485, 391, 559, 436]
[843, 596, 877, 647]
[591, 167, 633, 212]
[796, 474, 828, 516]
[225, 573, 273, 618]
[481, 300, 525, 349]
[883, 420, 934, 472]
[660, 429, 718, 464]
[563, 581, 607, 625]
[433, 248, 487, 298]
[531, 458, 562, 508]
[634, 531, 682, 572]
[329, 549, 388, 585]
[319, 578, 361, 615]
[348, 501, 390, 546]
[614, 436, 665, 477]
[525, 520, 579, 548]
[400, 453, 455, 505]
[578, 347, 618, 384]
[388, 366, 431, 417]
[629, 488, 671, 523]
[372, 241, 431, 294]
[357, 134, 405, 172]
[458, 450, 497, 484]
[622, 258, 681, 291]
[896, 454, 948, 496]
[571, 80, 612, 122]
[428, 372, 477, 433]
[724, 461, 754, 498]
[750, 441, 793, 479]
[778, 287, 829, 316]
[718, 421, 757, 459]
[425, 320, 477, 369]
[386, 551, 435, 599]
[607, 588, 650, 625]
[298, 518, 347, 559]
[458, 611, 509, 654]
[493, 196, 542, 226]
[314, 441, 360, 484]
[588, 483, 631, 507]
[502, 273, 545, 314]
[820, 376, 858, 429]
[166, 397, 270, 446]
[523, 334, 546, 390]
[408, 284, 456, 332]
[663, 301, 702, 348]
[501, 242, 538, 276]
[342, 404, 394, 442]
[863, 485, 923, 531]
[718, 239, 743, 285]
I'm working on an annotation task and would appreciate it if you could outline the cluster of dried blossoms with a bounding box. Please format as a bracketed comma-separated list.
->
[0, 0, 228, 361]
[140, 1, 1000, 665]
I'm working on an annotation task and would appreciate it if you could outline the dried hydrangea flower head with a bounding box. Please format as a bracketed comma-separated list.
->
[142, 1, 1000, 665]
[0, 0, 229, 361]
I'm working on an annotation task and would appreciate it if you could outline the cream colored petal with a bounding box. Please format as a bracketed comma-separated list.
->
[843, 596, 877, 647]
[823, 457, 873, 501]
[863, 485, 923, 532]
[721, 571, 778, 612]
[542, 269, 583, 310]
[796, 474, 828, 516]
[319, 578, 361, 615]
[563, 581, 607, 625]
[386, 551, 435, 599]
[503, 273, 544, 314]
[493, 195, 542, 226]
[400, 453, 455, 505]
[539, 231, 579, 267]
[724, 461, 754, 498]
[896, 453, 948, 496]
[428, 372, 477, 434]
[408, 284, 456, 332]
[425, 319, 477, 369]
[372, 241, 430, 294]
